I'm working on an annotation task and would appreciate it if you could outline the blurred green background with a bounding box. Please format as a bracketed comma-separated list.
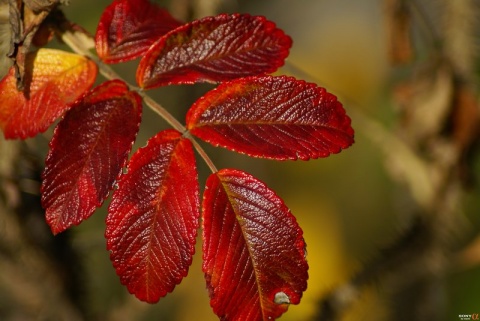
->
[31, 0, 480, 320]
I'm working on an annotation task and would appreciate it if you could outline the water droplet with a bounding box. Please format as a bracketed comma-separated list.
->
[274, 291, 290, 305]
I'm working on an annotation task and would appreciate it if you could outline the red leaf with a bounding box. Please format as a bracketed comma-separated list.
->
[95, 0, 182, 63]
[136, 14, 292, 89]
[187, 75, 354, 160]
[106, 130, 199, 303]
[41, 80, 142, 235]
[0, 48, 97, 139]
[203, 169, 308, 321]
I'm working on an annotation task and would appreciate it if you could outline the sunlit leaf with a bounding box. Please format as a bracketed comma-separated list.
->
[187, 75, 354, 160]
[203, 169, 308, 321]
[106, 130, 199, 303]
[137, 14, 292, 89]
[0, 48, 97, 139]
[41, 80, 142, 235]
[95, 0, 182, 63]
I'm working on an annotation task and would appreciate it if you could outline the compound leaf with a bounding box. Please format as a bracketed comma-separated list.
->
[41, 80, 142, 235]
[203, 169, 308, 321]
[137, 14, 291, 89]
[0, 48, 97, 139]
[187, 75, 354, 160]
[106, 129, 199, 303]
[96, 0, 182, 63]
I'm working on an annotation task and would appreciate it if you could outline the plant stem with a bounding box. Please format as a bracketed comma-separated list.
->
[59, 28, 218, 173]
[137, 93, 186, 133]
[187, 135, 218, 173]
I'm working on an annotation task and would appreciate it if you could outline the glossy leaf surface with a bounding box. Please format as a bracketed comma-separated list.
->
[41, 80, 142, 235]
[106, 130, 199, 303]
[0, 48, 97, 139]
[96, 0, 182, 63]
[187, 75, 354, 160]
[203, 169, 308, 321]
[137, 14, 292, 89]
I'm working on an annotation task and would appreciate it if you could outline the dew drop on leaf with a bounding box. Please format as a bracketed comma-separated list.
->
[274, 292, 291, 305]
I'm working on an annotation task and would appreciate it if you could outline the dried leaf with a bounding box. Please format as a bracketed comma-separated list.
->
[24, 0, 60, 13]
[8, 0, 60, 88]
[0, 48, 97, 139]
[386, 0, 413, 64]
[451, 82, 480, 152]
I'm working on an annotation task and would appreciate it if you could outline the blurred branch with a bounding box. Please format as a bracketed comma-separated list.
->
[442, 0, 478, 80]
[456, 234, 480, 270]
[0, 138, 87, 321]
[385, 0, 413, 64]
[348, 107, 435, 209]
